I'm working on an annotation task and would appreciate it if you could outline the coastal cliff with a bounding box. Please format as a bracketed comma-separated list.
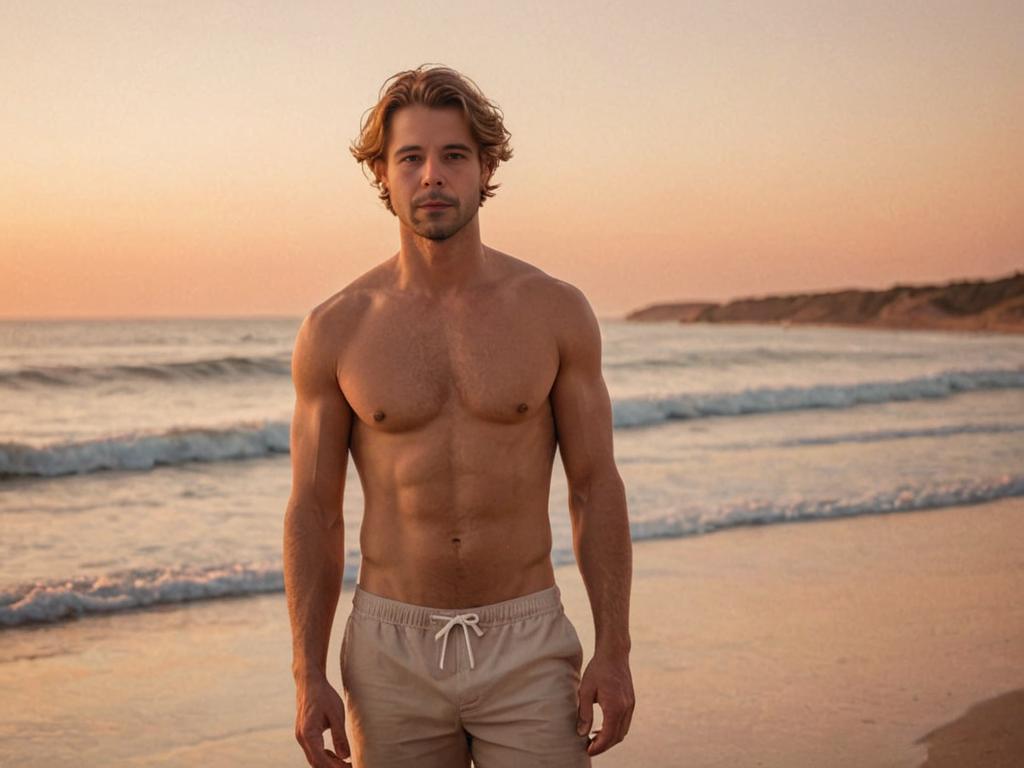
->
[626, 271, 1024, 333]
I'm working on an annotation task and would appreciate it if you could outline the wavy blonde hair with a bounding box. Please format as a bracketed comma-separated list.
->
[350, 64, 513, 214]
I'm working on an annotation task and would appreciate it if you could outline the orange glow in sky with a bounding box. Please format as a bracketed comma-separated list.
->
[1, 1, 1021, 319]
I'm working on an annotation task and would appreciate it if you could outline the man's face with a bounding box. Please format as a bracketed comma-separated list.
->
[377, 104, 489, 241]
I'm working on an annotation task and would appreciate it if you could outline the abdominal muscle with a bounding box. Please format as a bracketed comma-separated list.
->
[356, 504, 557, 608]
[351, 421, 559, 608]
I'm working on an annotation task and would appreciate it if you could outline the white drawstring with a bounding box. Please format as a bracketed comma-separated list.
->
[430, 613, 485, 670]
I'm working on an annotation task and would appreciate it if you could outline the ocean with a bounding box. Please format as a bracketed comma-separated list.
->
[1, 316, 1022, 629]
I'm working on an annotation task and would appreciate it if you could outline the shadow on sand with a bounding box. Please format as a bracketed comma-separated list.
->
[916, 687, 1024, 767]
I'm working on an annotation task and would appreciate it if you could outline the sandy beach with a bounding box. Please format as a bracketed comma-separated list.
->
[2, 497, 1022, 767]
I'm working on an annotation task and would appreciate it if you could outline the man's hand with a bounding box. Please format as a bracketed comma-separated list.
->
[576, 651, 635, 757]
[295, 674, 351, 767]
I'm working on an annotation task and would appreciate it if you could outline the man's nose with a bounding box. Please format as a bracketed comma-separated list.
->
[421, 155, 445, 186]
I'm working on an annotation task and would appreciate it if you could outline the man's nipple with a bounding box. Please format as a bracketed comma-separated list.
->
[516, 402, 529, 413]
[372, 410, 386, 422]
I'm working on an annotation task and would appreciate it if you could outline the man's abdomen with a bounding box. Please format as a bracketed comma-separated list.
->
[350, 404, 560, 607]
[356, 497, 557, 608]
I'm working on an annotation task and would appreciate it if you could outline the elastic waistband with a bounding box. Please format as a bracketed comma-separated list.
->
[352, 584, 564, 628]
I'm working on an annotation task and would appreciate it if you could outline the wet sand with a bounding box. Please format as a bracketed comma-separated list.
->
[1, 497, 1021, 766]
[562, 495, 1024, 767]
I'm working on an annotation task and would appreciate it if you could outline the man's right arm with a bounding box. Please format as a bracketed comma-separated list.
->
[283, 308, 353, 767]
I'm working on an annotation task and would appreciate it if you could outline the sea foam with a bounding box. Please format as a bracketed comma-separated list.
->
[3, 472, 1021, 628]
[0, 420, 290, 478]
[612, 366, 1024, 428]
[0, 353, 291, 389]
[3, 366, 1020, 479]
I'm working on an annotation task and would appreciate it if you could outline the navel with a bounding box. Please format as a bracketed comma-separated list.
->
[516, 402, 529, 413]
[372, 410, 386, 422]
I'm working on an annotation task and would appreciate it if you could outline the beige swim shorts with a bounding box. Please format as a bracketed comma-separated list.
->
[340, 583, 592, 767]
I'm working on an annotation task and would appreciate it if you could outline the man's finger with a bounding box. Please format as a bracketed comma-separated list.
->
[586, 701, 626, 756]
[301, 738, 327, 768]
[576, 681, 596, 737]
[611, 693, 634, 746]
[328, 705, 351, 760]
[300, 730, 345, 768]
[610, 709, 631, 749]
[618, 704, 634, 742]
[324, 748, 348, 766]
[587, 725, 615, 757]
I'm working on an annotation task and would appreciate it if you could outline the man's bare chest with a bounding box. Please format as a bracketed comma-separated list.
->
[337, 303, 559, 432]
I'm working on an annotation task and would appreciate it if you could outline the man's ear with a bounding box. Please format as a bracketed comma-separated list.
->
[372, 158, 387, 186]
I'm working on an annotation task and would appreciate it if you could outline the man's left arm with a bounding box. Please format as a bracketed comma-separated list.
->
[549, 282, 635, 758]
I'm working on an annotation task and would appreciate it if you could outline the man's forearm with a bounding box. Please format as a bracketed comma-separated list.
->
[571, 474, 632, 656]
[283, 502, 344, 681]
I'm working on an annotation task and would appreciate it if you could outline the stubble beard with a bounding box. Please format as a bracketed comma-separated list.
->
[405, 199, 476, 242]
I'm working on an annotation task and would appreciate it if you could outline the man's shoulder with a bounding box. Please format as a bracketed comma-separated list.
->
[491, 249, 592, 319]
[490, 250, 599, 363]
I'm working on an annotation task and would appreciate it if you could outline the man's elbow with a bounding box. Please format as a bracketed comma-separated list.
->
[568, 469, 626, 515]
[285, 495, 344, 533]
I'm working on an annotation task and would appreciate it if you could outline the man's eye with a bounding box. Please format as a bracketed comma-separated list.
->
[399, 153, 464, 162]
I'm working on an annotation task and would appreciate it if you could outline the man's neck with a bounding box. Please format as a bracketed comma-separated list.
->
[395, 218, 489, 297]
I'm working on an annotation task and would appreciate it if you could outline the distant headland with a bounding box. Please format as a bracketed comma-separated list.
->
[625, 270, 1024, 334]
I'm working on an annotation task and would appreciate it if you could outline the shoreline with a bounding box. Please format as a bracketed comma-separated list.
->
[555, 496, 1024, 767]
[1, 498, 1022, 766]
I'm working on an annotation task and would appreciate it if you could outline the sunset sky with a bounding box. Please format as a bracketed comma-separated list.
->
[1, 1, 1021, 319]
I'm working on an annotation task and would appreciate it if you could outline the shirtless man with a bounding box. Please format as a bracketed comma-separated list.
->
[284, 64, 634, 767]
